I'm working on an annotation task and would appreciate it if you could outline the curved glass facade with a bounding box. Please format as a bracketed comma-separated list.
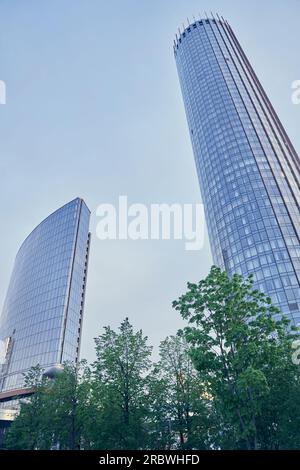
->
[0, 198, 90, 393]
[174, 18, 300, 325]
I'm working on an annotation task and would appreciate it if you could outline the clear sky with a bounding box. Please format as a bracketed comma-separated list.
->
[0, 0, 299, 363]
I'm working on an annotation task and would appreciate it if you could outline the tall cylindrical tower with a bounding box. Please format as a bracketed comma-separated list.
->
[174, 17, 300, 325]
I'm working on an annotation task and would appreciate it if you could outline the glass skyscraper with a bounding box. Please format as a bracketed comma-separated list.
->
[174, 17, 300, 325]
[0, 198, 91, 399]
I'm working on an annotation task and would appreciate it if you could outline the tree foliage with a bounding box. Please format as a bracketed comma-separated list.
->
[5, 268, 300, 450]
[173, 266, 300, 449]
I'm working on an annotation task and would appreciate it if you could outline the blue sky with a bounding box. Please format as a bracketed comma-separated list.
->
[0, 0, 299, 362]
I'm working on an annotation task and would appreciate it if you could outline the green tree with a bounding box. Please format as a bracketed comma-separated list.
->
[173, 266, 300, 450]
[5, 362, 93, 450]
[5, 365, 50, 449]
[91, 318, 152, 449]
[145, 370, 172, 449]
[150, 335, 210, 449]
[42, 361, 92, 449]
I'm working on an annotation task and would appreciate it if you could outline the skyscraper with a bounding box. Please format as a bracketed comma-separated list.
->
[0, 198, 91, 402]
[174, 17, 300, 325]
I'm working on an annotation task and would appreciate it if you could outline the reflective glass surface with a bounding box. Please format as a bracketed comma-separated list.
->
[175, 19, 300, 325]
[0, 198, 90, 392]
